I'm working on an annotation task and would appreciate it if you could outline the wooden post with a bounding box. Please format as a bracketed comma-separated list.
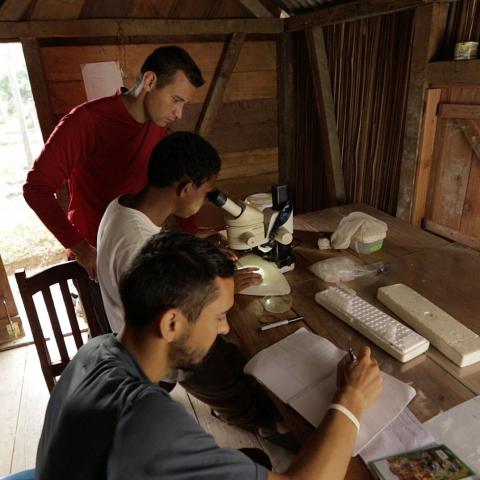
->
[7, 44, 33, 167]
[396, 3, 449, 221]
[195, 33, 246, 138]
[21, 37, 55, 142]
[305, 26, 346, 205]
[276, 33, 296, 190]
[410, 88, 441, 226]
[0, 255, 23, 344]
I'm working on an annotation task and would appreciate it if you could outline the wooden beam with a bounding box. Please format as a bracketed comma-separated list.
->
[276, 33, 295, 188]
[80, 0, 134, 19]
[195, 33, 246, 137]
[411, 89, 441, 227]
[0, 18, 283, 41]
[396, 3, 449, 221]
[29, 0, 84, 20]
[285, 0, 454, 32]
[305, 26, 345, 205]
[455, 119, 480, 161]
[0, 0, 32, 21]
[438, 104, 480, 119]
[424, 219, 480, 250]
[21, 38, 55, 141]
[427, 59, 480, 87]
[236, 0, 274, 17]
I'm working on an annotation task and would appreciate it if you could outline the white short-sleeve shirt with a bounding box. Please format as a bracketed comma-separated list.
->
[97, 198, 160, 334]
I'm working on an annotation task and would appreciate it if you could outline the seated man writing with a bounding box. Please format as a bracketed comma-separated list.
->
[36, 231, 383, 479]
[96, 131, 278, 435]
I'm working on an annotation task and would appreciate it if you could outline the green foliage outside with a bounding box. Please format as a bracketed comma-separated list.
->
[0, 43, 64, 275]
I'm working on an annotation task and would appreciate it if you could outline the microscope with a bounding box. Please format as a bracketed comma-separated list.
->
[207, 185, 295, 272]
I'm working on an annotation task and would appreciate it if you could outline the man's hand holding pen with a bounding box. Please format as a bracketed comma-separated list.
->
[334, 346, 383, 421]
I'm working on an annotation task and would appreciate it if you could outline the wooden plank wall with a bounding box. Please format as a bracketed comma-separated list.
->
[39, 41, 278, 202]
[322, 11, 414, 215]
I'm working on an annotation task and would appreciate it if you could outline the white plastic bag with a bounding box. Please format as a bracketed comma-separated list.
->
[308, 257, 373, 283]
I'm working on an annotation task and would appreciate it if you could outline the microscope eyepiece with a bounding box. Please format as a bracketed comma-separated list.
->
[207, 189, 243, 218]
[207, 189, 227, 207]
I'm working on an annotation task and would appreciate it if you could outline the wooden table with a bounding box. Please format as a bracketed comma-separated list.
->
[227, 204, 480, 479]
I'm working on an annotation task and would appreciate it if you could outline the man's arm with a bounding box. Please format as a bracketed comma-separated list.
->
[23, 106, 97, 278]
[269, 346, 383, 480]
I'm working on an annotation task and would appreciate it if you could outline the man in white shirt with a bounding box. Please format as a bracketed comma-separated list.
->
[97, 132, 279, 434]
[97, 131, 261, 333]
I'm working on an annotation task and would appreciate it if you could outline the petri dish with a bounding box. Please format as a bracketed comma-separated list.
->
[261, 295, 293, 314]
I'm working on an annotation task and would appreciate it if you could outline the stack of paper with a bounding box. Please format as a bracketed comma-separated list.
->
[423, 396, 480, 478]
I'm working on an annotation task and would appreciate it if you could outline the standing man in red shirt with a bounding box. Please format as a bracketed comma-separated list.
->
[23, 46, 205, 335]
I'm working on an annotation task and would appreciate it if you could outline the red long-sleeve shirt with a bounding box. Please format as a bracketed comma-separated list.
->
[24, 94, 167, 248]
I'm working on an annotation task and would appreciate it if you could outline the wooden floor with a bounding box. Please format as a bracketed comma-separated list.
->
[0, 342, 294, 476]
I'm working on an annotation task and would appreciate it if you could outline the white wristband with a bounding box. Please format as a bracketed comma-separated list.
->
[328, 403, 360, 431]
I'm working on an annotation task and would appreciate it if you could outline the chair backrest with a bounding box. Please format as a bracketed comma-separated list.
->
[15, 261, 97, 392]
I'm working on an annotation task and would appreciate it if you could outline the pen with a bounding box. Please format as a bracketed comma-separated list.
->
[348, 347, 357, 362]
[258, 316, 304, 332]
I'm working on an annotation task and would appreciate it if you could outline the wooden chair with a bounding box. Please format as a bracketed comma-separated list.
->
[15, 261, 97, 392]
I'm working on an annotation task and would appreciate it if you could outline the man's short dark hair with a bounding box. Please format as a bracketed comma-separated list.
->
[141, 46, 205, 88]
[120, 232, 235, 327]
[147, 132, 221, 188]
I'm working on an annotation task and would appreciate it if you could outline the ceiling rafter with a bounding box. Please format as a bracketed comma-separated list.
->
[79, 0, 134, 19]
[0, 0, 33, 21]
[236, 0, 274, 17]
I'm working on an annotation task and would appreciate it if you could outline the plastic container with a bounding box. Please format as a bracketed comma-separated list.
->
[350, 238, 384, 254]
[454, 42, 478, 60]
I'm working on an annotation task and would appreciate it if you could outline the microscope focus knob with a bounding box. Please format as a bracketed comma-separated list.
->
[275, 227, 293, 245]
[240, 231, 257, 247]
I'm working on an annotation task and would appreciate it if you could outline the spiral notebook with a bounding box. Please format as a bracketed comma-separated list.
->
[244, 328, 416, 455]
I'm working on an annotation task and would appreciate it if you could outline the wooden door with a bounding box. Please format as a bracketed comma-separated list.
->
[416, 86, 480, 250]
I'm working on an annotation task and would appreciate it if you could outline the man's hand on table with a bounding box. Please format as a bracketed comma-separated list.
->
[71, 239, 97, 282]
[234, 267, 262, 293]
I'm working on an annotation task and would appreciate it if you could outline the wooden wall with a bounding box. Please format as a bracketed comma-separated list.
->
[323, 11, 414, 215]
[39, 40, 278, 201]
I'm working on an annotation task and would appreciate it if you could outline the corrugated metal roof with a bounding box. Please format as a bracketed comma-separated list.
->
[273, 0, 348, 15]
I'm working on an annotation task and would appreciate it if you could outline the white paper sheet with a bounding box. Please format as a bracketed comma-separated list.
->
[244, 328, 344, 402]
[423, 396, 480, 479]
[81, 61, 123, 101]
[359, 408, 436, 464]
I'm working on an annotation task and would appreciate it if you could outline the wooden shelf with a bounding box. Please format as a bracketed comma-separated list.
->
[426, 59, 480, 86]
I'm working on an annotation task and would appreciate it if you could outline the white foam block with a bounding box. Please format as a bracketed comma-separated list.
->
[377, 284, 480, 367]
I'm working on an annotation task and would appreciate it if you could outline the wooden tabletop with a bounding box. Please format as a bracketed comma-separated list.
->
[227, 204, 479, 479]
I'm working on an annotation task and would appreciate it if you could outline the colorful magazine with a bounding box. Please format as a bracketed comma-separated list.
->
[369, 444, 476, 480]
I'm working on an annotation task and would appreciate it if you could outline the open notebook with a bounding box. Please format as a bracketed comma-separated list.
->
[244, 328, 416, 455]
